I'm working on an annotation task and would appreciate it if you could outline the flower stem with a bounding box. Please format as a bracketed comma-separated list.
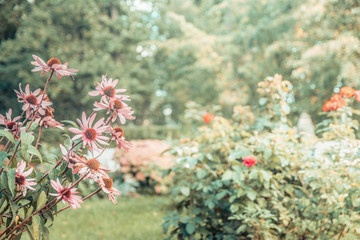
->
[25, 69, 53, 133]
[29, 125, 42, 162]
[40, 140, 83, 181]
[5, 70, 53, 169]
[0, 197, 57, 239]
[55, 188, 102, 215]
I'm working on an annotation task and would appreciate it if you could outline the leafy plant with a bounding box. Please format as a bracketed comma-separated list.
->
[163, 75, 360, 239]
[0, 55, 135, 239]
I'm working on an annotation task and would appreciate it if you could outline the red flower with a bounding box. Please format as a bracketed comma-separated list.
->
[323, 94, 346, 112]
[322, 101, 332, 112]
[339, 86, 355, 98]
[330, 94, 343, 102]
[203, 113, 215, 123]
[243, 155, 257, 167]
[354, 90, 360, 102]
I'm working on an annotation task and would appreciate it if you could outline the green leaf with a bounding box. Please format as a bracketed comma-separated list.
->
[196, 169, 207, 179]
[32, 215, 41, 240]
[180, 187, 190, 197]
[42, 226, 50, 240]
[0, 150, 8, 166]
[21, 131, 35, 146]
[36, 191, 47, 210]
[186, 223, 195, 235]
[236, 225, 247, 234]
[263, 149, 272, 160]
[230, 204, 239, 213]
[26, 206, 34, 218]
[25, 122, 38, 132]
[222, 170, 233, 181]
[259, 97, 267, 105]
[7, 168, 16, 197]
[61, 120, 79, 128]
[247, 190, 256, 201]
[0, 130, 15, 143]
[28, 146, 42, 163]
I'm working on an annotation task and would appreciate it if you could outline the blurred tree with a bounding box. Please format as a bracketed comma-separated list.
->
[2, 0, 360, 129]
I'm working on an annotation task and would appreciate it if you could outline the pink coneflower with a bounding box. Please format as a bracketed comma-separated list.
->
[74, 158, 110, 181]
[89, 75, 127, 100]
[15, 160, 36, 196]
[40, 116, 64, 129]
[14, 84, 52, 118]
[50, 179, 83, 209]
[59, 144, 82, 174]
[68, 112, 109, 152]
[0, 109, 21, 131]
[31, 55, 78, 80]
[98, 177, 121, 204]
[94, 98, 135, 124]
[109, 127, 132, 150]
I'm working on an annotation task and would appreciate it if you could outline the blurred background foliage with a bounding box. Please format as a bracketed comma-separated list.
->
[1, 0, 360, 138]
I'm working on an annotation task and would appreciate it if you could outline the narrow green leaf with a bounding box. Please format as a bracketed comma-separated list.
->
[26, 206, 34, 218]
[32, 215, 41, 240]
[36, 191, 47, 210]
[7, 168, 16, 197]
[61, 120, 79, 128]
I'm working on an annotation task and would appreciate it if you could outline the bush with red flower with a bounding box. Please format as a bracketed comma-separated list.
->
[163, 75, 360, 239]
[0, 55, 135, 239]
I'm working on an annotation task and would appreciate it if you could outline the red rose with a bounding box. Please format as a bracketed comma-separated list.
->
[203, 113, 215, 123]
[243, 155, 257, 167]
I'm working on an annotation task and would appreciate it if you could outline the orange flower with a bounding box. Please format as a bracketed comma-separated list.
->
[322, 101, 332, 112]
[354, 90, 360, 102]
[339, 86, 355, 98]
[202, 113, 215, 123]
[330, 94, 343, 102]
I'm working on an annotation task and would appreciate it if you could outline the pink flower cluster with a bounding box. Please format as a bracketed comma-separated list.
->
[63, 74, 136, 204]
[0, 54, 135, 213]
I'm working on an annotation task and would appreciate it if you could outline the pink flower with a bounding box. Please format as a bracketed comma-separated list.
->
[355, 90, 360, 102]
[243, 155, 257, 167]
[94, 98, 135, 124]
[31, 55, 78, 80]
[0, 109, 21, 131]
[50, 179, 83, 209]
[59, 144, 82, 174]
[109, 127, 132, 150]
[89, 75, 127, 100]
[14, 84, 52, 118]
[68, 112, 109, 152]
[135, 172, 146, 181]
[74, 158, 110, 181]
[15, 161, 36, 196]
[98, 178, 121, 204]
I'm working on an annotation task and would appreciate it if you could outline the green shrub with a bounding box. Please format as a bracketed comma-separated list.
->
[163, 75, 360, 239]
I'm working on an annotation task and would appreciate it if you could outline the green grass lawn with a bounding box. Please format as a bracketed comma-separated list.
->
[50, 196, 168, 240]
